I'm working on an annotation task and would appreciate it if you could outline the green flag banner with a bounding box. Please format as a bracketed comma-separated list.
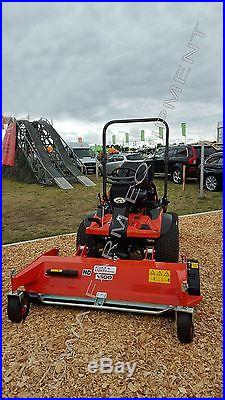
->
[159, 127, 163, 139]
[181, 123, 186, 137]
[141, 130, 145, 141]
[91, 144, 102, 153]
[125, 132, 129, 144]
[112, 134, 116, 145]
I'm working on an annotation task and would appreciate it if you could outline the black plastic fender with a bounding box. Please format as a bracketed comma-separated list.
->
[187, 259, 201, 296]
[160, 212, 178, 236]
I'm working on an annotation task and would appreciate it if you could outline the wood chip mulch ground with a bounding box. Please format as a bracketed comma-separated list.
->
[2, 212, 222, 398]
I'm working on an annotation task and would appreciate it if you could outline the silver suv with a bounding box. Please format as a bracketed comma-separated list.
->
[99, 153, 145, 175]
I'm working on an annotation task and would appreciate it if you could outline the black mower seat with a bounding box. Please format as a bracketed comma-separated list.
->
[109, 179, 158, 209]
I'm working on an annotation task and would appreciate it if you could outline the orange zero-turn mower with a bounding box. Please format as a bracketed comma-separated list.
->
[7, 118, 202, 343]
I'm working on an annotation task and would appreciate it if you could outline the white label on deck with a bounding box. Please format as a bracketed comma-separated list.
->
[94, 265, 117, 275]
[95, 273, 113, 281]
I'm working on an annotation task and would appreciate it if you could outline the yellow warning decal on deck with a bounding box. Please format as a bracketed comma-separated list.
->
[190, 262, 199, 269]
[149, 269, 170, 284]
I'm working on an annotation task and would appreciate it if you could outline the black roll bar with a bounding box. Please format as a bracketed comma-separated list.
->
[102, 118, 169, 203]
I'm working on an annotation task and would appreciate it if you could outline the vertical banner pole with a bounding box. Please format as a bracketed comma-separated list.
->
[182, 165, 186, 191]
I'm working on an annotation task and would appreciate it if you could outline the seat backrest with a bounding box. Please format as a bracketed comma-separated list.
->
[109, 183, 130, 203]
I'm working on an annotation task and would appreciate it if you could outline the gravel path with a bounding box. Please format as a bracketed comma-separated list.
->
[2, 213, 222, 398]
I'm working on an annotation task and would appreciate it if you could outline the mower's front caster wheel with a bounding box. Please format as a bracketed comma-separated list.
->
[176, 311, 194, 343]
[7, 293, 30, 323]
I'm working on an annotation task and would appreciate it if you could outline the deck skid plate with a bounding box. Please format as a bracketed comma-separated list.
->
[31, 292, 194, 315]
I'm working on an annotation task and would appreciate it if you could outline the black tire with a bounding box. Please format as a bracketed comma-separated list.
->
[205, 174, 218, 192]
[172, 167, 182, 184]
[177, 312, 194, 343]
[76, 211, 97, 252]
[76, 220, 95, 248]
[7, 293, 30, 323]
[154, 213, 179, 262]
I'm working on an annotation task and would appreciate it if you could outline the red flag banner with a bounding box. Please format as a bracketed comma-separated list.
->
[2, 115, 7, 129]
[2, 122, 17, 166]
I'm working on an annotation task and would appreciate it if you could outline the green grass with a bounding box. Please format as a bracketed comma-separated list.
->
[2, 177, 222, 244]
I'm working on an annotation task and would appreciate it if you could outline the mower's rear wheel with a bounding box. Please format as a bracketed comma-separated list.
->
[176, 311, 194, 343]
[7, 292, 30, 323]
[76, 211, 98, 255]
[76, 220, 94, 249]
[154, 213, 179, 262]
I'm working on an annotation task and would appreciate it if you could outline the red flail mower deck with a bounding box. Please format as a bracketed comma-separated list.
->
[8, 246, 202, 342]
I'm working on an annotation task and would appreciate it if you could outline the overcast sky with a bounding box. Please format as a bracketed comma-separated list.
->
[3, 2, 223, 145]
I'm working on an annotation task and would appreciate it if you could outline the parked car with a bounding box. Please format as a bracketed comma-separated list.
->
[148, 144, 217, 184]
[67, 142, 97, 174]
[201, 152, 223, 191]
[123, 152, 146, 161]
[99, 152, 145, 175]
